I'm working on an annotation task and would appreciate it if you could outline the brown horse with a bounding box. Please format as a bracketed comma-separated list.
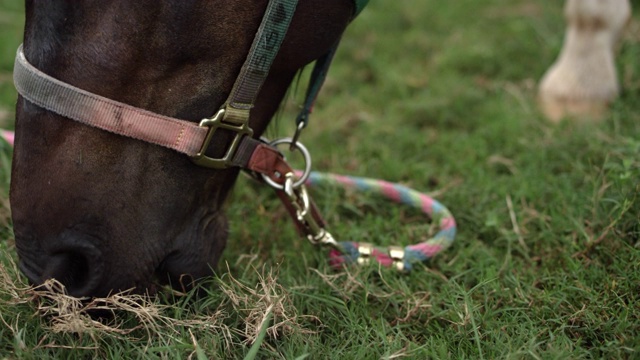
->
[10, 0, 356, 297]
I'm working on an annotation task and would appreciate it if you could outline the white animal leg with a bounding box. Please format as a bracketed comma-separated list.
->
[538, 0, 631, 122]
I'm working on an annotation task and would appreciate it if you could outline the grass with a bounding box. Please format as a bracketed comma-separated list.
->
[1, 0, 640, 358]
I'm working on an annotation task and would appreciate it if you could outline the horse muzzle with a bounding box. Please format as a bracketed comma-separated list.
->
[18, 230, 105, 297]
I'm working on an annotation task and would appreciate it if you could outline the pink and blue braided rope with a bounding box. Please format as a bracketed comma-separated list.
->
[1, 130, 13, 146]
[299, 171, 456, 271]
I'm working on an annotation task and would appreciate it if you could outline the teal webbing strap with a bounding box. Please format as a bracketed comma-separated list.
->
[353, 0, 369, 17]
[224, 0, 299, 124]
[295, 41, 340, 128]
[295, 0, 369, 128]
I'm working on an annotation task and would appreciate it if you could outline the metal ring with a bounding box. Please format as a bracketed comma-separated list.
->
[261, 137, 312, 190]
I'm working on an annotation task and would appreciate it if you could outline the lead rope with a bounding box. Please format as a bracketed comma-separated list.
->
[267, 39, 457, 271]
[1, 130, 13, 146]
[299, 171, 456, 272]
[255, 136, 456, 272]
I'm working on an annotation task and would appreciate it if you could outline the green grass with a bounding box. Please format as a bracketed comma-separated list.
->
[2, 0, 640, 358]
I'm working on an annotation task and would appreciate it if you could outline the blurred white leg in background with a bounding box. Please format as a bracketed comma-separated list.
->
[539, 0, 631, 122]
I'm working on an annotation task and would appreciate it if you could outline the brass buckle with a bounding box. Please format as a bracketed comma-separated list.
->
[191, 109, 254, 169]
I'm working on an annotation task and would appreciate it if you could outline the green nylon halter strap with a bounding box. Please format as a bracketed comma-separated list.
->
[222, 0, 299, 125]
[353, 0, 369, 17]
[222, 0, 368, 126]
[295, 0, 369, 129]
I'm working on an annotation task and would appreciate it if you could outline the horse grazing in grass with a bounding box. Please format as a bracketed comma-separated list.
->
[11, 0, 361, 297]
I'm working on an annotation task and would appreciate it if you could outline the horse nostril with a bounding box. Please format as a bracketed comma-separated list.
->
[47, 252, 89, 291]
[42, 241, 104, 297]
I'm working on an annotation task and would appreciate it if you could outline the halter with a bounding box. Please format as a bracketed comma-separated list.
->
[12, 0, 457, 272]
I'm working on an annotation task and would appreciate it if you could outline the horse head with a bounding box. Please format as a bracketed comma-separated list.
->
[10, 0, 356, 297]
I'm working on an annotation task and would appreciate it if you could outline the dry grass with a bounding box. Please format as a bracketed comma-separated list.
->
[219, 264, 320, 346]
[0, 253, 437, 357]
[0, 256, 223, 349]
[0, 254, 320, 356]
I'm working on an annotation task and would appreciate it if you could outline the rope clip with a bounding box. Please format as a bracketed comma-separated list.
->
[283, 173, 338, 248]
[290, 121, 306, 151]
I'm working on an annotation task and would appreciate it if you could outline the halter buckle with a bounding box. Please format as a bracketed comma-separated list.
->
[191, 108, 254, 169]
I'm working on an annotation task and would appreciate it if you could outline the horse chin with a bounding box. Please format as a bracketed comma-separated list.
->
[154, 208, 229, 293]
